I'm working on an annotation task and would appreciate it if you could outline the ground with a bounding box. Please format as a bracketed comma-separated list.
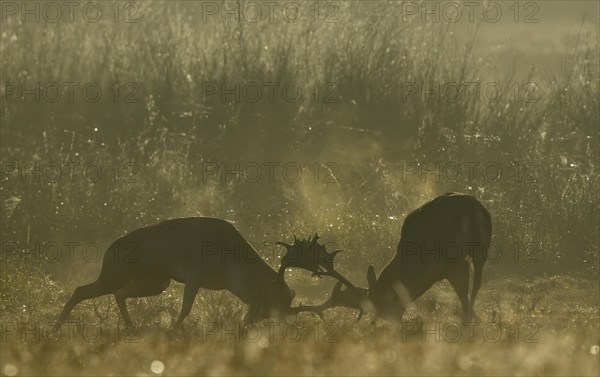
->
[1, 274, 598, 376]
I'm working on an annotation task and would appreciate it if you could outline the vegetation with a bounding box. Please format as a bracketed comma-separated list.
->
[1, 1, 598, 375]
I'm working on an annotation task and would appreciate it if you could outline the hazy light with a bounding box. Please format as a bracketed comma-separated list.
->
[3, 364, 18, 377]
[150, 360, 165, 375]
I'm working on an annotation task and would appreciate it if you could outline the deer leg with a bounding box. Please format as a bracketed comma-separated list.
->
[356, 309, 364, 322]
[55, 279, 126, 330]
[172, 282, 201, 330]
[469, 260, 484, 322]
[447, 262, 471, 322]
[114, 278, 171, 326]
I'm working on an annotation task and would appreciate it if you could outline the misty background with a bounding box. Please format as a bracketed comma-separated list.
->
[1, 0, 598, 290]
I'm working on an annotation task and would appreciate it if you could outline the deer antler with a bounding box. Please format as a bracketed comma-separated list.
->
[276, 235, 333, 278]
[287, 302, 325, 318]
[288, 281, 370, 321]
[290, 281, 344, 317]
[277, 234, 369, 319]
[309, 233, 320, 247]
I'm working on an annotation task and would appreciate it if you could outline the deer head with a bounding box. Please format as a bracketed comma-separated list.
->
[366, 265, 409, 320]
[243, 273, 296, 325]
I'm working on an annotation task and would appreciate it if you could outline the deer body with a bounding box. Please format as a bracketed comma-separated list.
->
[55, 217, 294, 330]
[367, 193, 492, 321]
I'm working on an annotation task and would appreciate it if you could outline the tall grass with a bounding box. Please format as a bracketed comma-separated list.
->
[1, 1, 598, 282]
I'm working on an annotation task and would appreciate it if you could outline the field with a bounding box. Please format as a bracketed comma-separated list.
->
[1, 1, 599, 376]
[1, 272, 599, 375]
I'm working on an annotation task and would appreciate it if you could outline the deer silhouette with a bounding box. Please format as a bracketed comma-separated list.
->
[55, 217, 296, 330]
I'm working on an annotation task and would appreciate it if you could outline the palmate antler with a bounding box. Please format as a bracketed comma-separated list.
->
[287, 281, 370, 321]
[277, 234, 368, 319]
[276, 233, 341, 278]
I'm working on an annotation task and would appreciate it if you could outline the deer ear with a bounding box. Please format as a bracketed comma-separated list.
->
[367, 265, 377, 292]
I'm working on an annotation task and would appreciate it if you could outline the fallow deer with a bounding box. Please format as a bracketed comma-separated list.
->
[367, 192, 492, 321]
[290, 193, 492, 322]
[55, 217, 296, 330]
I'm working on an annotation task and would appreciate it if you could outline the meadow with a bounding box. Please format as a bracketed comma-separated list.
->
[0, 1, 598, 375]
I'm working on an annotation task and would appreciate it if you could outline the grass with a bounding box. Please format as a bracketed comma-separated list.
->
[1, 1, 599, 375]
[1, 270, 598, 376]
